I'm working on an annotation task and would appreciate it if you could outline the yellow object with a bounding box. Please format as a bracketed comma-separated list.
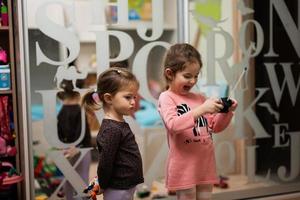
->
[194, 0, 221, 34]
[35, 194, 48, 200]
[141, 2, 152, 21]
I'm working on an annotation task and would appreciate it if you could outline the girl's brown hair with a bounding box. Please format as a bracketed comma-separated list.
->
[82, 67, 139, 111]
[163, 43, 203, 87]
[57, 79, 80, 101]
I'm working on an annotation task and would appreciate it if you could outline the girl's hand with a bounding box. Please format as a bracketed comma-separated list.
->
[228, 98, 238, 112]
[89, 184, 103, 200]
[83, 176, 103, 200]
[202, 98, 224, 114]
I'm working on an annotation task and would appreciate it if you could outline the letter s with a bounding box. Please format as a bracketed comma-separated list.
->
[35, 0, 80, 66]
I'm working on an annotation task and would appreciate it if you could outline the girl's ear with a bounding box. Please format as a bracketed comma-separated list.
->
[165, 68, 174, 80]
[103, 93, 113, 104]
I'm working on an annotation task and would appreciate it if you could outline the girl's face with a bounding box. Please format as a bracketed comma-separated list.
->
[106, 83, 139, 121]
[168, 62, 201, 95]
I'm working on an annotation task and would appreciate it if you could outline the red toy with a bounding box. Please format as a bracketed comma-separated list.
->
[83, 176, 102, 200]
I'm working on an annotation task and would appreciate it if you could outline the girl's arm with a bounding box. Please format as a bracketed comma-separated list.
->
[158, 94, 195, 133]
[97, 127, 122, 189]
[158, 93, 224, 134]
[206, 99, 237, 133]
[206, 112, 234, 133]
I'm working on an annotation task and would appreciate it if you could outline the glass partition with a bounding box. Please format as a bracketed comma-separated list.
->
[25, 0, 176, 199]
[22, 0, 300, 199]
[189, 0, 300, 199]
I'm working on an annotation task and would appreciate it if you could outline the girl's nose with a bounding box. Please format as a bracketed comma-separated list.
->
[190, 78, 197, 84]
[131, 99, 136, 105]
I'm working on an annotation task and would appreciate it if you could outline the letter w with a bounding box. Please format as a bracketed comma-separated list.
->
[265, 62, 300, 106]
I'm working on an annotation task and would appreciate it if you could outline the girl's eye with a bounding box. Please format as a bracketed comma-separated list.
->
[125, 96, 134, 100]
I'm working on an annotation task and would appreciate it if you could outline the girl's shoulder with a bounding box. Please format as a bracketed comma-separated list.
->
[98, 120, 123, 138]
[158, 90, 170, 99]
[100, 119, 122, 128]
[159, 90, 206, 102]
[158, 90, 177, 104]
[193, 92, 207, 101]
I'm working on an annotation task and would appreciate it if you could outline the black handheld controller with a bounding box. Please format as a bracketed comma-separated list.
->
[219, 97, 233, 113]
[217, 67, 247, 113]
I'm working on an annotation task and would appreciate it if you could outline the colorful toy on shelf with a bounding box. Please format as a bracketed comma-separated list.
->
[128, 9, 141, 20]
[108, 0, 152, 22]
[0, 136, 17, 157]
[109, 5, 118, 23]
[0, 0, 1, 26]
[128, 0, 142, 20]
[33, 155, 61, 179]
[0, 67, 10, 90]
[0, 1, 8, 26]
[140, 0, 152, 21]
[0, 47, 8, 65]
[128, 0, 152, 21]
[0, 96, 13, 140]
[0, 161, 23, 190]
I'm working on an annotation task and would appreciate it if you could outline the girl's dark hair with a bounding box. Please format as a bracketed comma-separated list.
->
[163, 43, 203, 86]
[57, 79, 80, 100]
[110, 59, 129, 69]
[82, 67, 139, 111]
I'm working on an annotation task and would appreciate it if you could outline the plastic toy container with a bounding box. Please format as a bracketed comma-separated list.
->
[0, 67, 10, 90]
[0, 64, 9, 69]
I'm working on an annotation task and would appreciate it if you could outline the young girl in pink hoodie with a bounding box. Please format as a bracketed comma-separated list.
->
[158, 43, 237, 200]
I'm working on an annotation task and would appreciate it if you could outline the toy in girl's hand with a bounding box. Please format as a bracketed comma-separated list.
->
[219, 67, 247, 113]
[219, 97, 233, 113]
[83, 176, 102, 200]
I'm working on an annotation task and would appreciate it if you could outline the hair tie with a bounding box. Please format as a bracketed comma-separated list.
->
[92, 91, 100, 103]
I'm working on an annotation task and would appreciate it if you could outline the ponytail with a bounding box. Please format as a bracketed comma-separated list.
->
[81, 90, 102, 112]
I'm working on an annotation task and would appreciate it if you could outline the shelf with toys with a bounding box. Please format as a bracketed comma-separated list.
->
[0, 0, 23, 199]
[0, 0, 11, 91]
[78, 23, 176, 44]
[26, 0, 177, 40]
[77, 0, 177, 43]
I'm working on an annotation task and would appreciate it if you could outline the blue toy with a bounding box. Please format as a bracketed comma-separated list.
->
[134, 100, 162, 127]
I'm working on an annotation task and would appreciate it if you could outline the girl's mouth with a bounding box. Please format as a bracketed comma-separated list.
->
[183, 85, 191, 91]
